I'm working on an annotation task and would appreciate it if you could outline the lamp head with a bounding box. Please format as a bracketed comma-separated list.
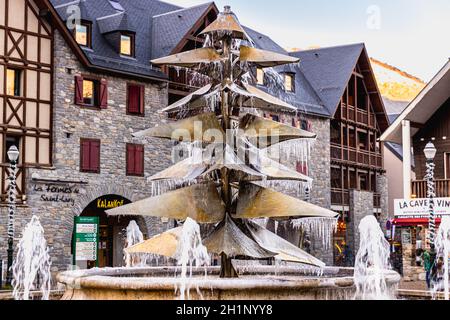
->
[7, 145, 19, 162]
[423, 142, 437, 161]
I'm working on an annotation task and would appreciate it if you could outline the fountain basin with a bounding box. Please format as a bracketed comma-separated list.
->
[57, 266, 400, 300]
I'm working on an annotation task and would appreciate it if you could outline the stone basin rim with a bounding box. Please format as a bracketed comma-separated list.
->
[57, 266, 401, 291]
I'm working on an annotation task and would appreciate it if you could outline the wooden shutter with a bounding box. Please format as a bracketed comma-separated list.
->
[135, 145, 144, 175]
[89, 140, 100, 172]
[296, 161, 308, 175]
[75, 76, 84, 105]
[99, 79, 108, 109]
[128, 85, 140, 114]
[127, 144, 144, 176]
[139, 86, 145, 115]
[126, 144, 135, 175]
[80, 140, 91, 171]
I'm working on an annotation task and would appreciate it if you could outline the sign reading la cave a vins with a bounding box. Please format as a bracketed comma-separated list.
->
[33, 184, 80, 207]
[395, 198, 450, 218]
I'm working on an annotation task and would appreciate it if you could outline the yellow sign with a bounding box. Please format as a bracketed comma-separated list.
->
[97, 198, 125, 209]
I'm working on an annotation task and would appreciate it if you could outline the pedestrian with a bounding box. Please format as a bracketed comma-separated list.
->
[343, 245, 354, 267]
[422, 248, 433, 289]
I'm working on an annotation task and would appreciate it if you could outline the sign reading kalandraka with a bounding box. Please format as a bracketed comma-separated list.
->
[394, 198, 450, 218]
[73, 217, 99, 264]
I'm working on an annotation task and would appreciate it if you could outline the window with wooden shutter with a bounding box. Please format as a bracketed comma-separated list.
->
[75, 76, 107, 109]
[126, 144, 144, 176]
[80, 139, 101, 173]
[127, 84, 144, 115]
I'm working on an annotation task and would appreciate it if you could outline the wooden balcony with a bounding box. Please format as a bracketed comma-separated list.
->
[412, 179, 450, 198]
[340, 104, 376, 128]
[331, 144, 383, 168]
[331, 188, 381, 208]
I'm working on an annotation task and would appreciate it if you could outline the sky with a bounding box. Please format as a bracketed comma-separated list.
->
[163, 0, 450, 82]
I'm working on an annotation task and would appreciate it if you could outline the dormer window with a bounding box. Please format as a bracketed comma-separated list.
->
[75, 22, 92, 48]
[256, 68, 265, 85]
[285, 73, 295, 93]
[120, 33, 135, 57]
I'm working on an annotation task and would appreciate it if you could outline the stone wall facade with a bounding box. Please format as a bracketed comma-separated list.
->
[348, 190, 374, 254]
[0, 30, 174, 276]
[376, 174, 389, 232]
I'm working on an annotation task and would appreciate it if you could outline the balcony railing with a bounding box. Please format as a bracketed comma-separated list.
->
[412, 179, 450, 199]
[331, 144, 383, 168]
[340, 104, 376, 128]
[331, 188, 349, 206]
[331, 188, 381, 208]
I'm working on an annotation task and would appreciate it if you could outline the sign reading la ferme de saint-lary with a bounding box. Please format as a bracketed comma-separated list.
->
[394, 198, 450, 218]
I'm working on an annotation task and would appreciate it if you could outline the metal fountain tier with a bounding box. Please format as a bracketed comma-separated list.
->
[107, 6, 338, 277]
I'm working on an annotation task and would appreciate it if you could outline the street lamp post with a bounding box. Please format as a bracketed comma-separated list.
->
[424, 142, 437, 253]
[5, 145, 19, 287]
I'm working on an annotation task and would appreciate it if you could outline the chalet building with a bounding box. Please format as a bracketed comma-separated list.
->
[0, 0, 221, 274]
[0, 0, 390, 275]
[381, 60, 450, 280]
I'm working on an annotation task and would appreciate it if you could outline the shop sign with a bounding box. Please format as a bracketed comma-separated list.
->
[96, 198, 125, 209]
[394, 198, 450, 218]
[74, 217, 99, 263]
[33, 183, 80, 207]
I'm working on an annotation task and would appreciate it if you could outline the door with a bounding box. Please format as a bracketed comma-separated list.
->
[113, 226, 126, 267]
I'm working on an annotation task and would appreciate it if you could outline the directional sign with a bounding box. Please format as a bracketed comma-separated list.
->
[74, 217, 99, 263]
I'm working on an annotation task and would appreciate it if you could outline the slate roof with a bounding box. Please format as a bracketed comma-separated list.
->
[50, 0, 190, 79]
[47, 1, 387, 122]
[290, 43, 365, 116]
[151, 2, 214, 60]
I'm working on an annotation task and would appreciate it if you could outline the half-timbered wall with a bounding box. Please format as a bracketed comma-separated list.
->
[0, 0, 53, 201]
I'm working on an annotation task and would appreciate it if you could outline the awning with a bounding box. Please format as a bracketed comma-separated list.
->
[393, 218, 442, 227]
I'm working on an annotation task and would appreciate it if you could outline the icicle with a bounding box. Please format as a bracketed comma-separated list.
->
[174, 218, 210, 300]
[124, 221, 144, 268]
[256, 179, 313, 200]
[149, 179, 200, 197]
[291, 217, 338, 251]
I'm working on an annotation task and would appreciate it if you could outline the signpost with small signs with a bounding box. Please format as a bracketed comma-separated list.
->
[73, 217, 99, 267]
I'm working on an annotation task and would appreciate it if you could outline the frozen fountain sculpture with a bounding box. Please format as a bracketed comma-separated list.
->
[107, 6, 339, 277]
[12, 215, 52, 300]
